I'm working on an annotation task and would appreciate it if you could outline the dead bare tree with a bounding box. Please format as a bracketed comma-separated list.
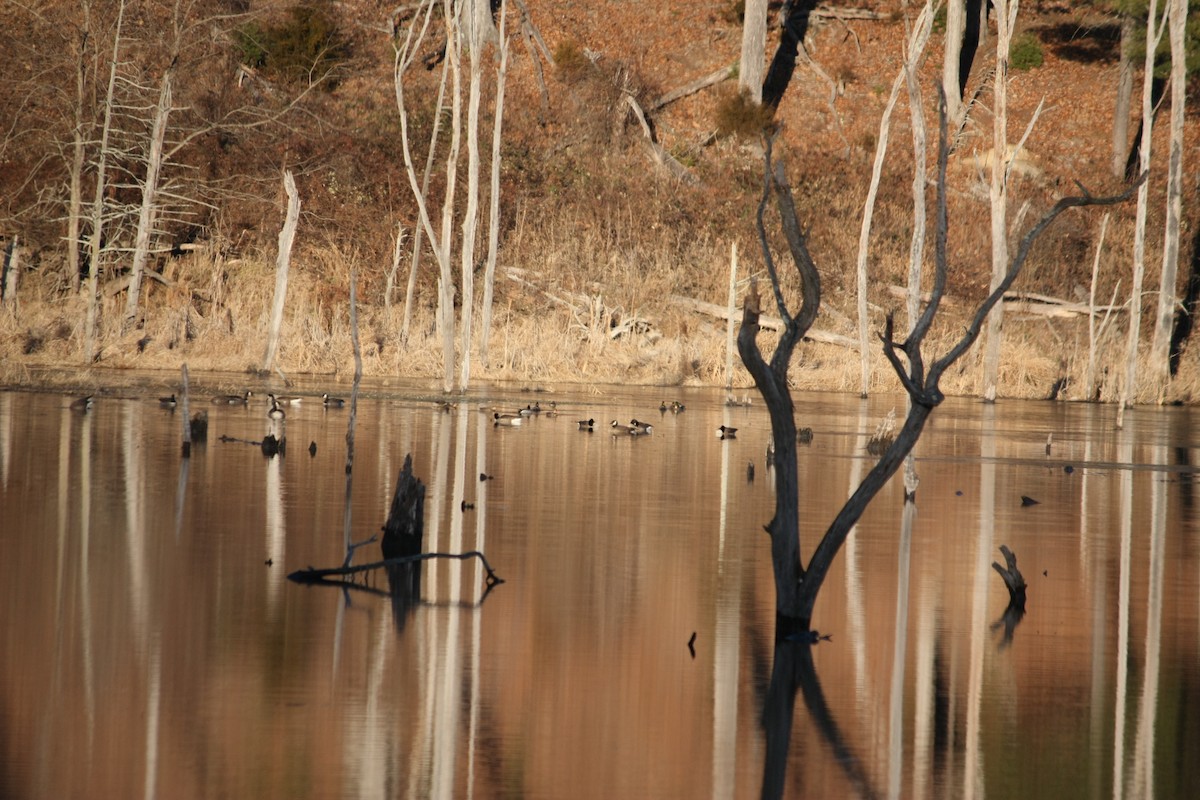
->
[741, 95, 1143, 635]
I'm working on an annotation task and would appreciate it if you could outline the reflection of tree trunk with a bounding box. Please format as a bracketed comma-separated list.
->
[761, 0, 818, 110]
[761, 641, 880, 800]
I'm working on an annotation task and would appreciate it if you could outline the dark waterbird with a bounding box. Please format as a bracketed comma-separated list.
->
[322, 393, 345, 408]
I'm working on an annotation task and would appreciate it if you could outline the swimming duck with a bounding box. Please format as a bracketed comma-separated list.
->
[716, 425, 738, 439]
[268, 399, 286, 421]
[269, 393, 302, 406]
[577, 418, 595, 431]
[660, 400, 669, 413]
[158, 394, 177, 409]
[70, 395, 94, 412]
[214, 390, 252, 405]
[493, 413, 522, 427]
[322, 393, 346, 408]
[630, 419, 653, 435]
[610, 420, 633, 435]
[671, 401, 686, 413]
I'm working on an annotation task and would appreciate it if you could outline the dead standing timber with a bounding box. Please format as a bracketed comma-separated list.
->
[741, 103, 1144, 638]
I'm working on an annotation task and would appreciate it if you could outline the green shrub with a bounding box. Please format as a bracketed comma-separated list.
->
[714, 88, 774, 140]
[233, 4, 349, 87]
[1010, 33, 1044, 70]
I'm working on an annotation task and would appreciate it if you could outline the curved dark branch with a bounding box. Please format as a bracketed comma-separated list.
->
[908, 85, 952, 349]
[769, 157, 822, 348]
[758, 133, 793, 327]
[930, 173, 1147, 384]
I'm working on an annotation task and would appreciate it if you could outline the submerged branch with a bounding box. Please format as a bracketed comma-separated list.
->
[289, 550, 505, 587]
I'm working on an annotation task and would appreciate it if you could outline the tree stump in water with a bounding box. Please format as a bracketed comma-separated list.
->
[382, 454, 425, 619]
[991, 544, 1027, 609]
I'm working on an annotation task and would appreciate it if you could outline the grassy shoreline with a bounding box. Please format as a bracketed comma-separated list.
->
[3, 242, 1196, 406]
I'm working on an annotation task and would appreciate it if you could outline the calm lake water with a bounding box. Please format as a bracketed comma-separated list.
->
[0, 381, 1197, 799]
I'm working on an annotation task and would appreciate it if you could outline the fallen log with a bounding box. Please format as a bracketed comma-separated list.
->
[287, 550, 504, 588]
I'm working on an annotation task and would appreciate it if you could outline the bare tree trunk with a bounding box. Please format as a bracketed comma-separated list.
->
[124, 67, 173, 330]
[385, 221, 405, 310]
[467, 0, 496, 47]
[262, 170, 300, 372]
[1112, 12, 1136, 179]
[2, 236, 19, 305]
[854, 2, 934, 398]
[744, 93, 1141, 633]
[439, 0, 463, 393]
[1120, 0, 1167, 419]
[459, 4, 484, 390]
[739, 0, 768, 104]
[1085, 214, 1111, 401]
[479, 2, 510, 365]
[1148, 0, 1187, 400]
[83, 0, 126, 365]
[343, 267, 362, 556]
[401, 42, 449, 343]
[981, 0, 1017, 402]
[738, 136, 822, 628]
[942, 0, 966, 123]
[67, 8, 91, 294]
[904, 4, 932, 495]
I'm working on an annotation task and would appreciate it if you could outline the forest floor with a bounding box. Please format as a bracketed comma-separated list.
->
[2, 0, 1198, 404]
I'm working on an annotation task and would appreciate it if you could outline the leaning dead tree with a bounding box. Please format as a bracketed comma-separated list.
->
[742, 96, 1143, 635]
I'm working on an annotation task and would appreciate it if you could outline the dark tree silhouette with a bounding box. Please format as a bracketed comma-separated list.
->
[740, 90, 1144, 635]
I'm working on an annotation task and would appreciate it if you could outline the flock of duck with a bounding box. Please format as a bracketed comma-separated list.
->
[67, 389, 349, 420]
[480, 398, 743, 440]
[67, 390, 760, 442]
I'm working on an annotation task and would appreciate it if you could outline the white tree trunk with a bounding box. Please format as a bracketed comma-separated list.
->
[262, 170, 300, 372]
[905, 3, 933, 334]
[1120, 0, 1167, 418]
[739, 0, 768, 104]
[854, 2, 934, 398]
[1085, 214, 1111, 401]
[480, 1, 510, 364]
[125, 68, 173, 329]
[942, 0, 965, 123]
[1148, 0, 1187, 399]
[385, 221, 406, 310]
[981, 0, 1018, 403]
[83, 0, 126, 364]
[459, 6, 483, 390]
[401, 55, 449, 343]
[439, 0, 464, 393]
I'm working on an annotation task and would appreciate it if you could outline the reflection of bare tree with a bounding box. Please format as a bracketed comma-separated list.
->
[761, 641, 879, 800]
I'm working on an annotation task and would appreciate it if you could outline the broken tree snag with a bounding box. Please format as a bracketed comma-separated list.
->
[991, 544, 1027, 608]
[382, 453, 426, 560]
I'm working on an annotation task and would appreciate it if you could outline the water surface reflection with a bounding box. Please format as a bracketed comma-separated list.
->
[0, 386, 1197, 798]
